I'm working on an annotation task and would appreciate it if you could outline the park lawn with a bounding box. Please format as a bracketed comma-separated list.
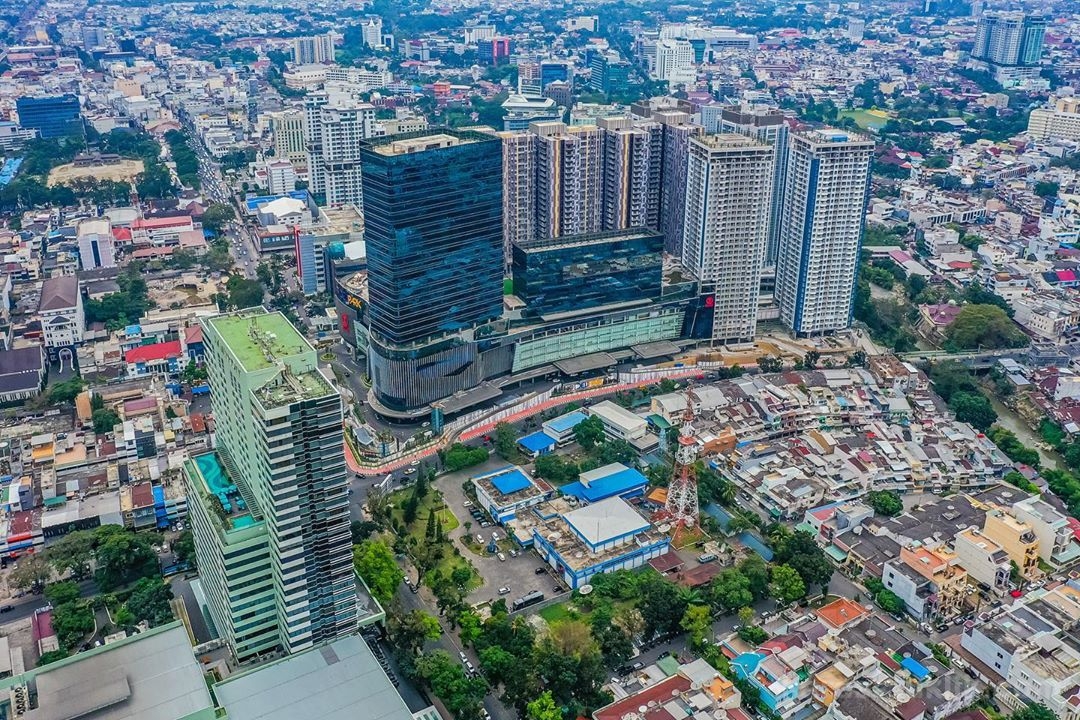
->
[538, 597, 632, 624]
[388, 488, 459, 541]
[839, 109, 888, 130]
[539, 602, 578, 624]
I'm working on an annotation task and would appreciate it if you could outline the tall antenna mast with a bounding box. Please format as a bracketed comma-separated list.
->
[664, 383, 699, 532]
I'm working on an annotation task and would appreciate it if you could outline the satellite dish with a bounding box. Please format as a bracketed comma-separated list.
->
[579, 584, 593, 595]
[658, 523, 671, 533]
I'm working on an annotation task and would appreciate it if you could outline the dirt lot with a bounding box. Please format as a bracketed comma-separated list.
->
[148, 276, 222, 308]
[47, 159, 145, 187]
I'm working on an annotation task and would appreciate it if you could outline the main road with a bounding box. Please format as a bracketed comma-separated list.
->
[191, 136, 259, 280]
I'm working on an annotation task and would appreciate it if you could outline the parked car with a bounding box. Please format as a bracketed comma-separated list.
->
[497, 552, 506, 562]
[498, 586, 511, 595]
[535, 567, 546, 574]
[463, 500, 473, 508]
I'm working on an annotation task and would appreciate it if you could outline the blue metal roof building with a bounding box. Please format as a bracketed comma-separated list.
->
[560, 463, 648, 503]
[471, 466, 552, 524]
[517, 431, 557, 457]
[542, 410, 588, 439]
[900, 657, 930, 682]
[491, 468, 532, 495]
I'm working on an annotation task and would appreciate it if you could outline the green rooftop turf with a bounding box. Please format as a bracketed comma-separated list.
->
[208, 311, 310, 371]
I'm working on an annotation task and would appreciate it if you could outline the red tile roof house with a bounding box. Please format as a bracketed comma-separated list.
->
[123, 340, 187, 378]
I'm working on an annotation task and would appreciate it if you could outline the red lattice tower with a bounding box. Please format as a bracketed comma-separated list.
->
[664, 385, 699, 530]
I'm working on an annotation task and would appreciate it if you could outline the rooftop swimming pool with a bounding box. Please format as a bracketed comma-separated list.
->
[193, 453, 257, 531]
[195, 453, 229, 493]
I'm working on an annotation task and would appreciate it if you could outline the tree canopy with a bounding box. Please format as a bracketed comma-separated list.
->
[943, 304, 1029, 351]
[866, 490, 904, 516]
[354, 539, 400, 608]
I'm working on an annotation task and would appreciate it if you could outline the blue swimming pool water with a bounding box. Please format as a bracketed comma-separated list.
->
[195, 453, 229, 493]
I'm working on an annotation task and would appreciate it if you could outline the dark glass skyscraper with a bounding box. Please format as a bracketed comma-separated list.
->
[361, 129, 507, 416]
[512, 229, 663, 318]
[361, 129, 504, 345]
[16, 95, 82, 139]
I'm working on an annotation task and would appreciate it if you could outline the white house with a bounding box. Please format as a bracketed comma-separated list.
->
[38, 276, 84, 350]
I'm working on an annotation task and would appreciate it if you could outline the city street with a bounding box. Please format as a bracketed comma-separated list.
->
[394, 577, 520, 720]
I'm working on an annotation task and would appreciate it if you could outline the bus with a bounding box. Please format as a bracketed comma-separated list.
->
[511, 590, 545, 612]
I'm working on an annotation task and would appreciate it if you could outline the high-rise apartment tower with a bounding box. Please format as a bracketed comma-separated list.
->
[775, 129, 873, 337]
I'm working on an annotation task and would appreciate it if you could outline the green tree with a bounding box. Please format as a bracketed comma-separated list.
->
[573, 415, 606, 450]
[929, 361, 979, 402]
[757, 355, 783, 373]
[943, 304, 1029, 351]
[44, 581, 81, 607]
[224, 276, 265, 310]
[680, 603, 712, 650]
[125, 577, 174, 626]
[415, 649, 489, 720]
[389, 608, 443, 656]
[92, 408, 120, 434]
[526, 691, 562, 720]
[737, 606, 755, 626]
[46, 530, 95, 580]
[37, 649, 69, 666]
[737, 625, 768, 644]
[708, 569, 753, 614]
[534, 454, 580, 485]
[173, 530, 197, 568]
[1010, 705, 1058, 720]
[93, 526, 161, 591]
[350, 520, 379, 544]
[353, 539, 400, 607]
[49, 378, 86, 404]
[768, 564, 807, 604]
[866, 490, 904, 516]
[949, 391, 997, 431]
[989, 427, 1041, 468]
[1034, 181, 1060, 198]
[52, 601, 94, 650]
[494, 421, 517, 459]
[773, 530, 833, 589]
[10, 553, 51, 592]
[442, 443, 489, 472]
[639, 575, 687, 639]
[739, 554, 770, 600]
[875, 588, 906, 614]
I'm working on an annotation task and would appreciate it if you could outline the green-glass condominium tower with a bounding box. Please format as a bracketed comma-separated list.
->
[185, 308, 356, 662]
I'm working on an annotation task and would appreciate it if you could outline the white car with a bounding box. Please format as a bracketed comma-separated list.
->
[404, 467, 417, 475]
[497, 586, 510, 595]
[463, 500, 473, 508]
[459, 651, 468, 663]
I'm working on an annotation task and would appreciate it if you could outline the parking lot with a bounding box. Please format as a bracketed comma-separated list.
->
[435, 460, 569, 607]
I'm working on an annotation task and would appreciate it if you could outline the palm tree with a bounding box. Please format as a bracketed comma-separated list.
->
[676, 586, 705, 607]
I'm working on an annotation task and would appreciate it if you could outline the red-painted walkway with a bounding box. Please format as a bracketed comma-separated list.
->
[345, 369, 703, 476]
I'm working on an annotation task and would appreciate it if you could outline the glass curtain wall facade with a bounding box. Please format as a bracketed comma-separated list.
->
[511, 229, 663, 317]
[361, 130, 504, 345]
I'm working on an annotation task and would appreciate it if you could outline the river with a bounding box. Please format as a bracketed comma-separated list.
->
[986, 393, 1063, 471]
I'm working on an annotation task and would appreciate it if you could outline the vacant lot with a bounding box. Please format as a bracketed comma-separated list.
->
[47, 159, 145, 186]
